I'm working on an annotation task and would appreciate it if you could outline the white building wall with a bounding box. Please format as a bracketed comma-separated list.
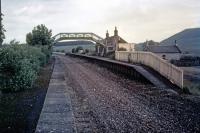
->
[118, 43, 135, 52]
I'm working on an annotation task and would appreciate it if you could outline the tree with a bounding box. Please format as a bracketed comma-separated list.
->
[147, 40, 159, 45]
[3, 39, 22, 46]
[75, 46, 83, 53]
[26, 32, 33, 45]
[85, 49, 89, 53]
[0, 13, 6, 46]
[72, 48, 76, 53]
[9, 39, 20, 45]
[26, 24, 53, 47]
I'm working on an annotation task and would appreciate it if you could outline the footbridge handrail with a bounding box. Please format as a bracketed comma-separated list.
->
[115, 51, 184, 88]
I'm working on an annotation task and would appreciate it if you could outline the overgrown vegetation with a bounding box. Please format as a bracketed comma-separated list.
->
[0, 57, 54, 133]
[183, 86, 191, 94]
[85, 49, 89, 53]
[0, 44, 49, 92]
[0, 13, 6, 46]
[72, 48, 76, 53]
[0, 24, 53, 92]
[75, 46, 83, 53]
[71, 46, 85, 53]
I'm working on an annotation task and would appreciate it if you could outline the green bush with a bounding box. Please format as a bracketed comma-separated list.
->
[75, 46, 83, 53]
[183, 87, 191, 94]
[0, 44, 50, 92]
[72, 48, 75, 53]
[85, 49, 89, 53]
[41, 45, 52, 63]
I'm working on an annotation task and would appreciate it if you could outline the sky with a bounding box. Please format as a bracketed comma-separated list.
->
[2, 0, 200, 43]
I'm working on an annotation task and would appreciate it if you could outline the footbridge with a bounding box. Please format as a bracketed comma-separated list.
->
[53, 32, 104, 46]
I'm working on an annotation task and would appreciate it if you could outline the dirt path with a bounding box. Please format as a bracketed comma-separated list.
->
[59, 55, 200, 133]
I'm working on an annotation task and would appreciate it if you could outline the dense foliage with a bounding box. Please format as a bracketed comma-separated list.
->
[26, 24, 54, 47]
[72, 48, 76, 53]
[75, 46, 83, 53]
[85, 49, 89, 53]
[0, 44, 50, 92]
[0, 13, 6, 46]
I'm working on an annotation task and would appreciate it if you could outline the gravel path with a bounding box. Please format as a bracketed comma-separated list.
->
[59, 55, 200, 133]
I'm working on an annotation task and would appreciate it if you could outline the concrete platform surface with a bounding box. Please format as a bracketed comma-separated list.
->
[35, 59, 76, 133]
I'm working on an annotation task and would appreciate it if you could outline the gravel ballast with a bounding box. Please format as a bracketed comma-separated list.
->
[59, 55, 200, 133]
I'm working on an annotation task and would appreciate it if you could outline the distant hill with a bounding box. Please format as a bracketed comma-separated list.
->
[160, 28, 200, 56]
[53, 40, 95, 53]
[135, 40, 159, 51]
[54, 40, 95, 46]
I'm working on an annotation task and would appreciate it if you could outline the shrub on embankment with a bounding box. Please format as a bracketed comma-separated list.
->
[0, 44, 51, 92]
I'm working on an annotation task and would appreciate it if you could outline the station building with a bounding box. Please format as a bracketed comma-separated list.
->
[97, 27, 134, 56]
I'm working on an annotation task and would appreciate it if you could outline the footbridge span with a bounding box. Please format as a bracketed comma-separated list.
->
[53, 32, 104, 46]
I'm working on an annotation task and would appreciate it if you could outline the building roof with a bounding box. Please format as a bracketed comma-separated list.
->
[105, 36, 127, 43]
[147, 45, 182, 53]
[119, 37, 127, 43]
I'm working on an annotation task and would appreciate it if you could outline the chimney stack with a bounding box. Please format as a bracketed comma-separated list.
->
[114, 26, 118, 36]
[106, 30, 109, 38]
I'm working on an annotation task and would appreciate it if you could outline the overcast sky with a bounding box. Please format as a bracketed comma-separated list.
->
[2, 0, 200, 43]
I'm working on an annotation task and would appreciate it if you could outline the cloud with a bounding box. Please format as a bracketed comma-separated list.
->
[2, 0, 200, 43]
[14, 5, 44, 16]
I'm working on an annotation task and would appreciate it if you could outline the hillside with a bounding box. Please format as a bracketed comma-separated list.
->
[135, 40, 159, 51]
[53, 40, 95, 53]
[160, 28, 200, 56]
[54, 40, 95, 46]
